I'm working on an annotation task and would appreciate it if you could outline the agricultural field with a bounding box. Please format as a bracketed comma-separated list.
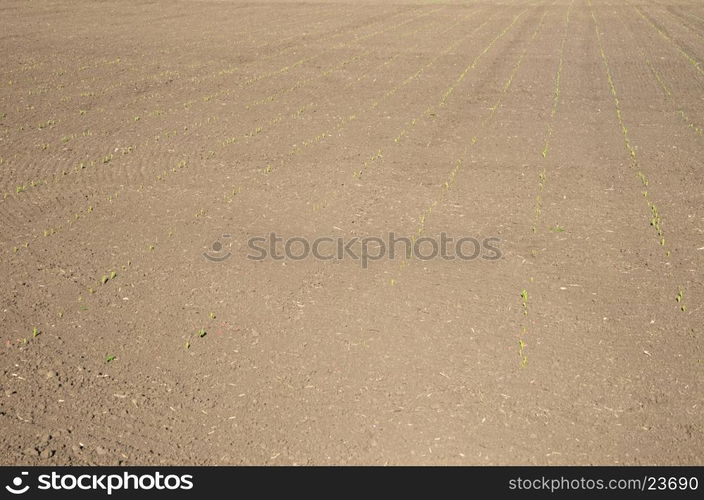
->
[0, 0, 702, 465]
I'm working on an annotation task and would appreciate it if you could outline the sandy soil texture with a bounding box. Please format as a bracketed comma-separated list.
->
[1, 0, 702, 465]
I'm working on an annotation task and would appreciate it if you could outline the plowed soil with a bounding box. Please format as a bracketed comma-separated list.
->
[1, 0, 702, 465]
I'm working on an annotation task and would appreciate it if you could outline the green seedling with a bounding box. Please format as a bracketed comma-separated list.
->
[520, 289, 529, 315]
[550, 225, 565, 232]
[676, 288, 686, 311]
[105, 354, 116, 363]
[518, 339, 528, 367]
[32, 327, 40, 337]
[538, 169, 546, 186]
[149, 245, 155, 251]
[198, 329, 207, 338]
[101, 275, 109, 284]
[209, 312, 216, 320]
[109, 271, 117, 280]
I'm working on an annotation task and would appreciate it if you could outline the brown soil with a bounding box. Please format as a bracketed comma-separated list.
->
[1, 0, 702, 465]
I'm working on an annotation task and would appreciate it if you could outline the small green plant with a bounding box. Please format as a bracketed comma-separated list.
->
[518, 339, 527, 367]
[105, 354, 116, 363]
[109, 271, 117, 280]
[676, 288, 685, 311]
[538, 169, 546, 185]
[32, 327, 40, 337]
[209, 312, 216, 320]
[550, 225, 565, 232]
[198, 329, 207, 338]
[520, 289, 529, 315]
[101, 275, 109, 284]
